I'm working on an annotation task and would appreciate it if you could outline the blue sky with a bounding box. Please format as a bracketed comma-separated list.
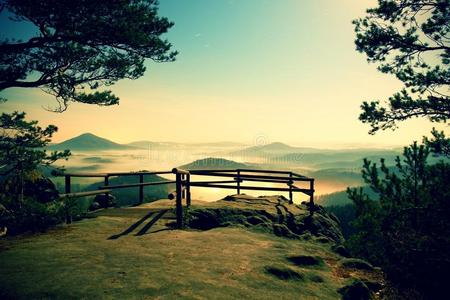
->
[0, 0, 443, 147]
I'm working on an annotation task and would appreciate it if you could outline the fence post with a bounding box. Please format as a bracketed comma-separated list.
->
[65, 175, 71, 194]
[186, 173, 191, 207]
[104, 175, 109, 196]
[64, 175, 72, 224]
[139, 174, 144, 204]
[309, 179, 315, 216]
[237, 170, 241, 195]
[289, 172, 293, 204]
[181, 174, 186, 199]
[175, 172, 183, 228]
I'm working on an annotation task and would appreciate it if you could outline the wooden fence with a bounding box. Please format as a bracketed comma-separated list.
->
[56, 168, 315, 228]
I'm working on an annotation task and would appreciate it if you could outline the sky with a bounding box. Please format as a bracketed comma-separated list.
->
[0, 0, 446, 148]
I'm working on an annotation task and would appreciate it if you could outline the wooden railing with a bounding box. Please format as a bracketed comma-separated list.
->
[55, 168, 315, 228]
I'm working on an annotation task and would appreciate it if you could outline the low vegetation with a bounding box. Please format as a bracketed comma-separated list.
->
[0, 196, 384, 299]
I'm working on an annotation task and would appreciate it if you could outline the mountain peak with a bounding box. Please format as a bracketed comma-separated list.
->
[262, 142, 293, 149]
[49, 133, 138, 151]
[76, 132, 99, 138]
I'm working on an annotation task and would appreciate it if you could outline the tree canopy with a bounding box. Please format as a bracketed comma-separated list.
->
[353, 0, 449, 133]
[347, 142, 450, 297]
[0, 0, 177, 111]
[0, 111, 69, 177]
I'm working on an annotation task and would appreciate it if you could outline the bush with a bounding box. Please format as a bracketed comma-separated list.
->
[0, 174, 67, 235]
[347, 142, 450, 298]
[0, 196, 65, 235]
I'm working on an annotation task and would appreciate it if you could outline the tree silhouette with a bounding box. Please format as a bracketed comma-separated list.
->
[347, 142, 450, 298]
[0, 0, 177, 111]
[0, 0, 176, 234]
[353, 0, 449, 133]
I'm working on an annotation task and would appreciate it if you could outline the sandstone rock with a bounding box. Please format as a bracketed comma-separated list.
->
[93, 194, 117, 208]
[338, 279, 372, 300]
[185, 194, 344, 243]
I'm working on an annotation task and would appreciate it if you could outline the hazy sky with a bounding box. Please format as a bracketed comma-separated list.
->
[1, 0, 446, 147]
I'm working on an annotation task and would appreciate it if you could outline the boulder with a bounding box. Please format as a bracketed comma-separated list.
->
[184, 194, 345, 243]
[338, 279, 372, 300]
[93, 194, 117, 208]
[89, 201, 101, 211]
[23, 176, 59, 203]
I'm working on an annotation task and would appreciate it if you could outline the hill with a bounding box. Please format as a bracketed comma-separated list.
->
[275, 150, 400, 168]
[307, 168, 363, 186]
[179, 157, 249, 170]
[0, 195, 385, 299]
[316, 187, 377, 207]
[48, 133, 140, 151]
[126, 141, 181, 150]
[86, 173, 173, 206]
[229, 142, 320, 157]
[126, 141, 246, 150]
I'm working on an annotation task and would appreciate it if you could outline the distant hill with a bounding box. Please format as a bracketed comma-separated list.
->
[190, 141, 246, 148]
[126, 141, 182, 149]
[229, 142, 319, 157]
[86, 173, 172, 206]
[179, 157, 249, 170]
[126, 141, 246, 150]
[49, 133, 140, 151]
[316, 187, 377, 207]
[274, 150, 400, 168]
[307, 168, 363, 186]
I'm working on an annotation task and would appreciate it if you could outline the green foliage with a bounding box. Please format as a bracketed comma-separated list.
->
[0, 195, 65, 235]
[325, 204, 356, 238]
[424, 127, 450, 157]
[347, 141, 450, 297]
[0, 111, 70, 234]
[86, 174, 172, 206]
[0, 0, 177, 110]
[0, 111, 70, 179]
[353, 0, 449, 133]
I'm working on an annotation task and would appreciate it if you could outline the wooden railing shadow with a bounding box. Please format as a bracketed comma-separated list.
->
[108, 211, 155, 239]
[108, 209, 170, 239]
[135, 209, 169, 236]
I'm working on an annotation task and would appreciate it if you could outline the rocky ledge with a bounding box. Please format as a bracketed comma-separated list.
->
[184, 194, 344, 244]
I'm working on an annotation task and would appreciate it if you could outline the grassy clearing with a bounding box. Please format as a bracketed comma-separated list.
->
[0, 199, 379, 299]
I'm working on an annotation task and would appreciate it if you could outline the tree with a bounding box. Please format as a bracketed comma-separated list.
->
[347, 142, 450, 298]
[0, 0, 176, 234]
[0, 111, 70, 234]
[0, 111, 70, 189]
[0, 0, 177, 111]
[353, 0, 449, 134]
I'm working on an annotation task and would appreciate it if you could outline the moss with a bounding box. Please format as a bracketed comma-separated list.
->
[0, 198, 383, 300]
[183, 195, 345, 243]
[332, 244, 351, 258]
[287, 255, 324, 267]
[307, 272, 325, 283]
[272, 224, 298, 239]
[265, 266, 305, 281]
[246, 215, 269, 225]
[340, 258, 374, 271]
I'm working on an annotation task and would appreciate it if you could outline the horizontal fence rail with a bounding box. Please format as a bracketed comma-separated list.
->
[55, 168, 315, 228]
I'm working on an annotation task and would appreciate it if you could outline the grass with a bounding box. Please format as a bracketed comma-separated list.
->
[0, 199, 380, 299]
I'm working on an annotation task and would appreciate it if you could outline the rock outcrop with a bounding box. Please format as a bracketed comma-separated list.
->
[184, 194, 344, 243]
